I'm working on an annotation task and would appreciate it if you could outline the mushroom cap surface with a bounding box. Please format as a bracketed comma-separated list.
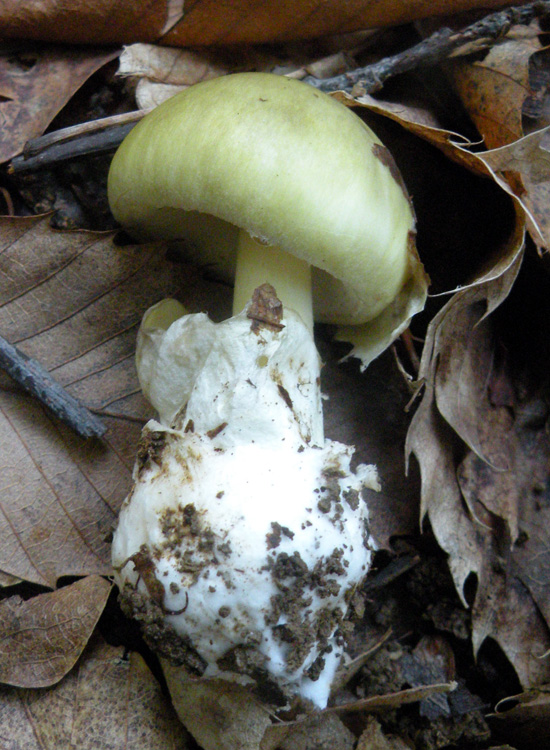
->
[108, 72, 416, 326]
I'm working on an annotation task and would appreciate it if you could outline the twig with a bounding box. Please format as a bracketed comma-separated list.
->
[303, 0, 550, 93]
[0, 334, 106, 438]
[9, 110, 149, 174]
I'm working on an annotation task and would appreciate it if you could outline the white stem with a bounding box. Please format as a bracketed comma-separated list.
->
[232, 230, 313, 332]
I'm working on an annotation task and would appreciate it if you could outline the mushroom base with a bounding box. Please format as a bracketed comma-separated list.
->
[112, 290, 379, 708]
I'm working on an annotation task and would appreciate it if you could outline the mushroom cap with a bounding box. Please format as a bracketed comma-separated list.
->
[108, 72, 419, 327]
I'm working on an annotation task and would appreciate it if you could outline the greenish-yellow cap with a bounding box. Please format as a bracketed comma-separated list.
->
[108, 72, 419, 327]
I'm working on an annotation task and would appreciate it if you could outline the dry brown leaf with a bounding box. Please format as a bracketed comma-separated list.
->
[0, 1, 529, 46]
[456, 350, 548, 549]
[434, 306, 515, 487]
[478, 128, 550, 186]
[450, 24, 540, 149]
[118, 44, 231, 110]
[473, 571, 550, 689]
[161, 0, 533, 46]
[449, 22, 550, 250]
[0, 45, 117, 163]
[0, 575, 111, 688]
[406, 206, 550, 687]
[472, 128, 550, 250]
[453, 266, 550, 675]
[0, 634, 189, 749]
[408, 345, 550, 689]
[0, 1, 167, 46]
[162, 664, 279, 750]
[0, 213, 230, 587]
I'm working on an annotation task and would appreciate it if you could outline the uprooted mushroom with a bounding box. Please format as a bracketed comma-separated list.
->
[108, 72, 427, 711]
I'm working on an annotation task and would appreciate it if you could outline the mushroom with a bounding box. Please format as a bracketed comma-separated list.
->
[109, 73, 427, 712]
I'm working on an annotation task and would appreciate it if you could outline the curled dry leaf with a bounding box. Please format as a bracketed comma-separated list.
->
[343, 78, 550, 687]
[448, 20, 550, 250]
[116, 41, 362, 111]
[118, 44, 231, 110]
[160, 0, 537, 46]
[0, 45, 117, 163]
[478, 128, 550, 187]
[0, 634, 189, 749]
[407, 207, 550, 688]
[450, 23, 540, 148]
[350, 79, 549, 685]
[0, 575, 111, 688]
[472, 128, 550, 251]
[409, 343, 550, 690]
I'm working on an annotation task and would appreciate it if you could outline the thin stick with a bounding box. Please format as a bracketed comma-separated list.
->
[327, 681, 457, 714]
[9, 111, 149, 174]
[303, 1, 550, 93]
[0, 334, 106, 438]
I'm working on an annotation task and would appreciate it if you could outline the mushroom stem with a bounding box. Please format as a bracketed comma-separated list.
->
[232, 231, 313, 332]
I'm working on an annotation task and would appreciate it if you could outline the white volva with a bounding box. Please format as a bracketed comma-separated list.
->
[112, 296, 379, 708]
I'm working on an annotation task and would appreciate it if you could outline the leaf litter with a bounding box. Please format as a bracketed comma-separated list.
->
[0, 576, 111, 688]
[0, 633, 189, 749]
[1, 6, 550, 749]
[0, 44, 118, 164]
[0, 0, 523, 47]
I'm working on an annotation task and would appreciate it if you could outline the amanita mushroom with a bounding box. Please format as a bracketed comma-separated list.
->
[109, 73, 427, 711]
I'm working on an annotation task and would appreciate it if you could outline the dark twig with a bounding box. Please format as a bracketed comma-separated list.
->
[9, 110, 148, 174]
[303, 1, 550, 93]
[0, 334, 106, 438]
